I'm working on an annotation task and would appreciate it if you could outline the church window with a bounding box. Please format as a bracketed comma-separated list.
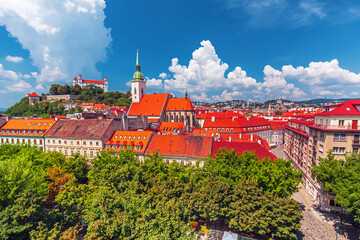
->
[141, 88, 144, 95]
[134, 87, 137, 94]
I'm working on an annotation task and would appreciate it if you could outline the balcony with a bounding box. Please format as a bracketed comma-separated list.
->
[353, 140, 360, 146]
[312, 124, 360, 131]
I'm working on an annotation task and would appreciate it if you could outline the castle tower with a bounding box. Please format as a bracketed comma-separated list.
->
[73, 77, 78, 86]
[131, 50, 146, 103]
[104, 76, 108, 92]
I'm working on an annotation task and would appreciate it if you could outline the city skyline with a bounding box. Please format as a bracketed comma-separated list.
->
[1, 0, 360, 107]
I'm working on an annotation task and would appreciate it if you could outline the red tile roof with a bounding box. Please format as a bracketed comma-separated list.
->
[146, 135, 213, 158]
[203, 117, 271, 133]
[218, 133, 271, 150]
[317, 100, 360, 116]
[192, 128, 218, 137]
[82, 80, 105, 84]
[128, 93, 169, 116]
[211, 141, 277, 162]
[269, 120, 288, 130]
[159, 122, 185, 134]
[27, 92, 39, 97]
[0, 118, 6, 128]
[0, 119, 56, 137]
[44, 119, 115, 139]
[105, 130, 153, 154]
[197, 111, 244, 119]
[165, 98, 194, 111]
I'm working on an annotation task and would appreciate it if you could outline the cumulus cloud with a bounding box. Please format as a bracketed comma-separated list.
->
[0, 0, 112, 87]
[281, 59, 360, 85]
[5, 55, 24, 63]
[162, 40, 258, 95]
[146, 77, 164, 88]
[149, 40, 360, 102]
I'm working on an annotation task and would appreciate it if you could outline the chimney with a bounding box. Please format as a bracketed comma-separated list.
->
[251, 134, 253, 141]
[239, 133, 242, 139]
[229, 136, 232, 142]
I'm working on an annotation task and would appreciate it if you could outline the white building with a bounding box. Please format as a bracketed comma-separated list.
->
[73, 74, 108, 92]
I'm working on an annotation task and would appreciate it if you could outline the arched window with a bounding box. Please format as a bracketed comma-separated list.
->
[141, 88, 144, 95]
[134, 87, 137, 94]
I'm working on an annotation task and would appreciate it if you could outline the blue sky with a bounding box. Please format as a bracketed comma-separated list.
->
[1, 0, 360, 108]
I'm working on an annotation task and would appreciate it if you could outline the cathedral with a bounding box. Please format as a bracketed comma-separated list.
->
[73, 74, 108, 92]
[127, 50, 197, 129]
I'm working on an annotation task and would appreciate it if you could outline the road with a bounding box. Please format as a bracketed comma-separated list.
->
[272, 144, 359, 240]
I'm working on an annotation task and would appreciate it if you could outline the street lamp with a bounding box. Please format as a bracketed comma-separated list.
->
[335, 226, 339, 240]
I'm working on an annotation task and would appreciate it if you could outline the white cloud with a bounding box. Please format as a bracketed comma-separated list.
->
[191, 92, 211, 102]
[6, 80, 32, 92]
[261, 65, 306, 100]
[149, 40, 360, 102]
[162, 40, 258, 94]
[0, 0, 111, 87]
[159, 72, 168, 79]
[212, 89, 243, 101]
[146, 77, 164, 88]
[350, 91, 359, 96]
[5, 55, 24, 63]
[281, 59, 360, 85]
[0, 64, 20, 80]
[36, 84, 44, 90]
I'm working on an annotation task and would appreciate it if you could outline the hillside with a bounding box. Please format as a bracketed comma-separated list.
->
[5, 84, 132, 117]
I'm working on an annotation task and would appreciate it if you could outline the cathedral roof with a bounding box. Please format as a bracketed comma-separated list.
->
[165, 97, 194, 111]
[128, 93, 170, 116]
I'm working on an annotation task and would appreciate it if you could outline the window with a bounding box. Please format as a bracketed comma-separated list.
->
[58, 140, 61, 144]
[319, 144, 324, 153]
[124, 136, 127, 140]
[77, 141, 80, 145]
[70, 141, 74, 145]
[127, 145, 132, 150]
[34, 130, 37, 135]
[135, 145, 142, 151]
[339, 120, 345, 126]
[53, 140, 55, 143]
[115, 136, 118, 139]
[47, 140, 50, 143]
[334, 134, 346, 141]
[333, 147, 345, 154]
[83, 151, 87, 156]
[320, 119, 323, 125]
[137, 136, 141, 140]
[83, 141, 86, 145]
[22, 130, 25, 135]
[90, 141, 93, 145]
[96, 141, 99, 146]
[71, 150, 74, 155]
[65, 150, 68, 155]
[143, 136, 146, 140]
[320, 132, 325, 139]
[40, 140, 42, 144]
[90, 151, 93, 157]
[112, 144, 117, 149]
[133, 136, 136, 140]
[64, 140, 67, 144]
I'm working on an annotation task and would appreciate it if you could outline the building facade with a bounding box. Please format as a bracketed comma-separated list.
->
[284, 100, 360, 211]
[0, 119, 56, 149]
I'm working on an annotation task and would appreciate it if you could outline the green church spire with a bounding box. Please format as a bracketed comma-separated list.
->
[132, 49, 145, 82]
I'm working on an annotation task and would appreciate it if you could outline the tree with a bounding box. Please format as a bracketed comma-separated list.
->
[312, 152, 360, 223]
[70, 84, 81, 95]
[49, 84, 60, 95]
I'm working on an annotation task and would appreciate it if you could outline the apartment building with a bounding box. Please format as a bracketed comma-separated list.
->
[284, 100, 360, 211]
[0, 119, 56, 149]
[44, 118, 124, 158]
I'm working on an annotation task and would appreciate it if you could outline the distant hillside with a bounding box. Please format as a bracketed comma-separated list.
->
[297, 98, 360, 104]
